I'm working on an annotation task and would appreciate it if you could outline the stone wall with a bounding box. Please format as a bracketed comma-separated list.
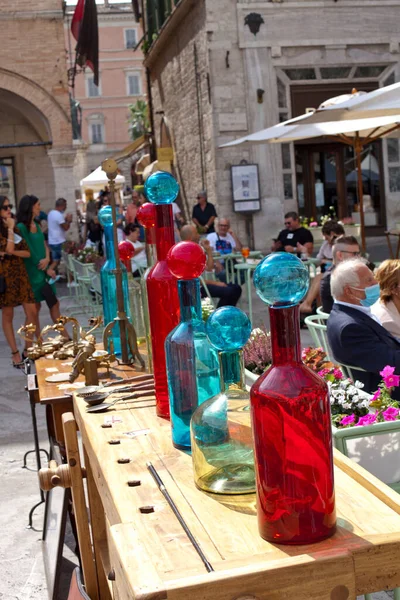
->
[146, 0, 214, 222]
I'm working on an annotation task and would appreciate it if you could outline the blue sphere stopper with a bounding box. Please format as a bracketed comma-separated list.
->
[144, 171, 180, 205]
[98, 205, 113, 226]
[206, 307, 251, 352]
[253, 253, 309, 308]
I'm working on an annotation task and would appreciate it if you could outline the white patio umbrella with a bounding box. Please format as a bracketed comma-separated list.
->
[291, 82, 400, 124]
[222, 113, 400, 251]
[80, 166, 125, 193]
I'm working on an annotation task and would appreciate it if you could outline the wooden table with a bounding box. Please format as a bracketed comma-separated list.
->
[35, 352, 146, 446]
[73, 392, 400, 600]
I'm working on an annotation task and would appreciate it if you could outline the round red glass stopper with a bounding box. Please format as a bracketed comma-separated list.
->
[167, 241, 206, 280]
[136, 202, 156, 228]
[118, 240, 135, 261]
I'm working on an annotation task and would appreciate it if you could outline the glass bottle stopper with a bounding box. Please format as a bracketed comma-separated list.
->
[144, 171, 179, 205]
[167, 241, 206, 281]
[253, 253, 309, 308]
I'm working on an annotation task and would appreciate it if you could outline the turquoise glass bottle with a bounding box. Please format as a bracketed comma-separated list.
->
[251, 253, 336, 544]
[165, 242, 220, 450]
[190, 307, 256, 494]
[98, 206, 132, 358]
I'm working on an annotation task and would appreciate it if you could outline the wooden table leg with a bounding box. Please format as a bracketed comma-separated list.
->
[83, 446, 113, 600]
[51, 399, 74, 447]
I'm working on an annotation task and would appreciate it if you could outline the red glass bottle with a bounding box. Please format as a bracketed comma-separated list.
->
[145, 173, 180, 419]
[251, 254, 336, 544]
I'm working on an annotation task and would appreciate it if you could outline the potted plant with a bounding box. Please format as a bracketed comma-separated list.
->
[243, 327, 272, 387]
[304, 350, 400, 492]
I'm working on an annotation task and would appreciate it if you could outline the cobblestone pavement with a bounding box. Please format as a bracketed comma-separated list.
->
[0, 237, 395, 599]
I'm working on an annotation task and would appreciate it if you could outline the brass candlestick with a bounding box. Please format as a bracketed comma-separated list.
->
[101, 159, 144, 368]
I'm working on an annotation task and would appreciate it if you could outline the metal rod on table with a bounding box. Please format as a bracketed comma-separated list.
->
[146, 462, 214, 573]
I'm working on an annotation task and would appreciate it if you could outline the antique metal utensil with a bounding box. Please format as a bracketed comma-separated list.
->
[77, 374, 154, 397]
[86, 389, 155, 413]
[83, 383, 156, 407]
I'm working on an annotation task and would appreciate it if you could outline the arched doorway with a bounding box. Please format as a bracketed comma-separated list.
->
[0, 89, 55, 207]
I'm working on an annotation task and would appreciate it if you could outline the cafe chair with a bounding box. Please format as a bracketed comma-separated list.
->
[316, 306, 329, 318]
[68, 567, 91, 600]
[304, 314, 331, 360]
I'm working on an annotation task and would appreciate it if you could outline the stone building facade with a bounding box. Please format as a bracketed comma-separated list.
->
[65, 2, 146, 182]
[144, 0, 400, 251]
[0, 0, 78, 216]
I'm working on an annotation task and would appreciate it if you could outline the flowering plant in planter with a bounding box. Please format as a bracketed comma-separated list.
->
[63, 241, 80, 255]
[201, 298, 215, 322]
[76, 247, 99, 264]
[339, 366, 400, 428]
[243, 327, 272, 375]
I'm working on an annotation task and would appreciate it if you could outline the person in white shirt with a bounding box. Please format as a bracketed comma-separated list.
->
[123, 223, 147, 277]
[207, 218, 242, 282]
[47, 198, 72, 269]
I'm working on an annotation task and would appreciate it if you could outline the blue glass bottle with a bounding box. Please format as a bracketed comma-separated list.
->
[191, 307, 256, 494]
[98, 206, 132, 357]
[165, 241, 220, 450]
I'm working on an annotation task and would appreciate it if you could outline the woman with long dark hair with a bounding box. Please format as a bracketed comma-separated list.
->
[17, 195, 64, 341]
[0, 196, 37, 367]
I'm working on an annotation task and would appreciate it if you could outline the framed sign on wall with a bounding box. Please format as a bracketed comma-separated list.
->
[231, 163, 261, 213]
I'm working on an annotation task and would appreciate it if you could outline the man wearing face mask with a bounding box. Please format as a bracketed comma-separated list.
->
[327, 258, 400, 398]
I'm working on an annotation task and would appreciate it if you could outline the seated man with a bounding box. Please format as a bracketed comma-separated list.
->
[207, 217, 242, 282]
[327, 258, 400, 397]
[180, 225, 242, 308]
[320, 235, 360, 313]
[271, 211, 313, 257]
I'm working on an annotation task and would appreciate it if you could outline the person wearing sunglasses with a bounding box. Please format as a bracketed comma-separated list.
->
[271, 211, 314, 257]
[0, 196, 37, 368]
[320, 235, 361, 314]
[192, 191, 217, 234]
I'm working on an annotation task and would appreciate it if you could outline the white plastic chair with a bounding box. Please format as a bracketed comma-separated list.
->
[304, 314, 331, 360]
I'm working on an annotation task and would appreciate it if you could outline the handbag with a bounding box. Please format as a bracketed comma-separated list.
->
[41, 281, 58, 309]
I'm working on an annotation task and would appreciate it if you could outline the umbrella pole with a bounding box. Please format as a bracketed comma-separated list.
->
[354, 133, 366, 253]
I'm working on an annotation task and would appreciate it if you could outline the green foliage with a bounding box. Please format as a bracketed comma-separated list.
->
[128, 100, 149, 141]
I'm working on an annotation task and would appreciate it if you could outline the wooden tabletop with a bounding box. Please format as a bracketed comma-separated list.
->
[73, 393, 400, 600]
[36, 352, 147, 405]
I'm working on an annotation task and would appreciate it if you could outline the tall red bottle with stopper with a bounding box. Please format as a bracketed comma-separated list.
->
[144, 172, 180, 418]
[136, 202, 157, 373]
[251, 253, 336, 544]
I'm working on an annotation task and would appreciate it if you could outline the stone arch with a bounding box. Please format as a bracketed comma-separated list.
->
[0, 68, 72, 147]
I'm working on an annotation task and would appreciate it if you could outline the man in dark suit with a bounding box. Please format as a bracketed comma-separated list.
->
[327, 258, 400, 397]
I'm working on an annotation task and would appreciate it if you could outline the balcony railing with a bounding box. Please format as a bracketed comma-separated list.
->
[145, 0, 180, 47]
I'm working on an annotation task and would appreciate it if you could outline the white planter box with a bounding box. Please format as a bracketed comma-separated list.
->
[245, 368, 260, 388]
[332, 420, 400, 491]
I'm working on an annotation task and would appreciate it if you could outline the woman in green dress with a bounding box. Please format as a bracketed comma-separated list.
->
[17, 195, 62, 343]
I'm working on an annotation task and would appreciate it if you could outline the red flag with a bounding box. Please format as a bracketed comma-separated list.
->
[75, 0, 99, 86]
[71, 0, 85, 42]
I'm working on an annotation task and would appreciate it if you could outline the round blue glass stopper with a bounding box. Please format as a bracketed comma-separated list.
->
[253, 253, 309, 308]
[98, 205, 113, 226]
[206, 307, 251, 351]
[144, 171, 179, 205]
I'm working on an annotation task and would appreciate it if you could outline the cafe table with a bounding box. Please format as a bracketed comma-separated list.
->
[213, 251, 263, 284]
[72, 389, 400, 600]
[234, 259, 260, 324]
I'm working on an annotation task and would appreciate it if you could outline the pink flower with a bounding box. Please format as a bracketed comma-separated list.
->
[371, 389, 381, 401]
[357, 413, 378, 427]
[384, 374, 400, 388]
[380, 366, 395, 379]
[340, 414, 355, 426]
[333, 368, 343, 380]
[382, 407, 400, 422]
[310, 221, 318, 227]
[318, 368, 330, 377]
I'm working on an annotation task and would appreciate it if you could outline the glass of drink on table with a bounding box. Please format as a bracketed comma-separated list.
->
[241, 246, 250, 261]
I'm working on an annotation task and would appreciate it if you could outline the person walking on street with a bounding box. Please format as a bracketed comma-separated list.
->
[47, 198, 72, 270]
[0, 196, 37, 367]
[17, 195, 66, 342]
